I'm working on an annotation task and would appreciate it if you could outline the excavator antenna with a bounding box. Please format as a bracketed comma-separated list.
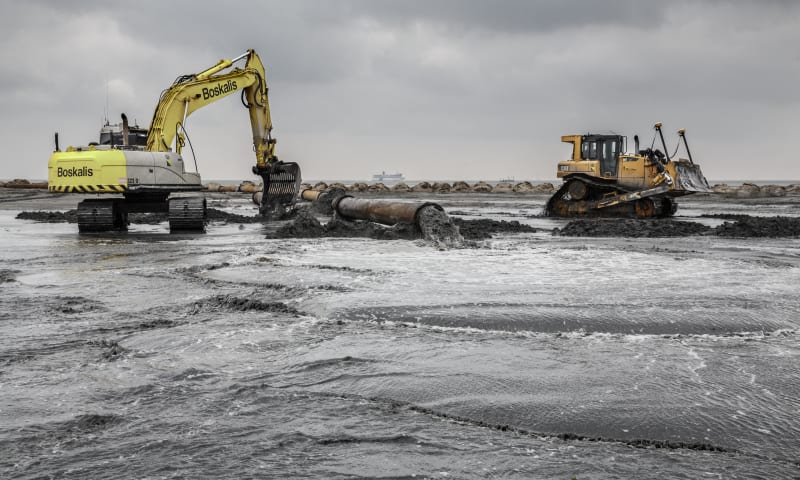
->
[104, 76, 109, 124]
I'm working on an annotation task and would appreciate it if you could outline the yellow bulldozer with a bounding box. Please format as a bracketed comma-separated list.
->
[545, 123, 711, 218]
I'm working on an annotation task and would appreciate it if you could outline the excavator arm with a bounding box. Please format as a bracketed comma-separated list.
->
[146, 49, 300, 216]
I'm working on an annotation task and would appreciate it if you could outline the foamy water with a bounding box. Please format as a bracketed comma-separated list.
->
[1, 193, 799, 478]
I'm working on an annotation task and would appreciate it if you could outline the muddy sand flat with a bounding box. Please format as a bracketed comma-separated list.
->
[1, 187, 799, 478]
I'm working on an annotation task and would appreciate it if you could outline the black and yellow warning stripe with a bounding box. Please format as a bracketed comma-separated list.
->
[49, 184, 127, 193]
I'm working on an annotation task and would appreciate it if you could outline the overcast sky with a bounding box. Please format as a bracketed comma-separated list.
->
[1, 0, 798, 182]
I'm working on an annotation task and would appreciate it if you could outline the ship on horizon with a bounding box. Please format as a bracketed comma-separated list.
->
[371, 171, 405, 183]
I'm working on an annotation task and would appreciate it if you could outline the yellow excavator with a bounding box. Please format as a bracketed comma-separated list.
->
[48, 49, 300, 232]
[545, 123, 711, 218]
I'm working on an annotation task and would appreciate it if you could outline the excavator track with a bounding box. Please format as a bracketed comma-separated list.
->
[545, 176, 676, 219]
[168, 196, 207, 232]
[77, 199, 128, 232]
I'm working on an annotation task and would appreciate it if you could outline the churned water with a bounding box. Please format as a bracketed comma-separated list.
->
[1, 192, 799, 479]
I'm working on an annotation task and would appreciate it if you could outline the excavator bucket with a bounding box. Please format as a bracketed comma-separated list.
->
[672, 161, 712, 194]
[259, 162, 302, 216]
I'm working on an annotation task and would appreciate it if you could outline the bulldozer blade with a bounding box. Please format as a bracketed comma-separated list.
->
[259, 162, 301, 216]
[673, 161, 712, 193]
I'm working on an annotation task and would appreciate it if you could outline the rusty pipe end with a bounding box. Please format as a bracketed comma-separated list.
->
[412, 202, 444, 227]
[331, 194, 354, 212]
[300, 188, 324, 202]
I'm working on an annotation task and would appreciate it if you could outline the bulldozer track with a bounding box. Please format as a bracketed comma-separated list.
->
[545, 175, 674, 218]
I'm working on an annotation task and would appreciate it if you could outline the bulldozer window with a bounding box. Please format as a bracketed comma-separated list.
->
[604, 141, 617, 161]
[579, 134, 621, 174]
[601, 139, 619, 176]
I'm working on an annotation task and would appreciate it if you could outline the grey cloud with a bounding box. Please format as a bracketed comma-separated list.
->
[1, 0, 799, 181]
[348, 0, 797, 34]
[341, 0, 669, 33]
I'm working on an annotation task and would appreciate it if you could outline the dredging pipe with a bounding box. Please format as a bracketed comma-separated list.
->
[256, 189, 445, 228]
[332, 195, 443, 227]
[254, 188, 324, 205]
[300, 188, 323, 202]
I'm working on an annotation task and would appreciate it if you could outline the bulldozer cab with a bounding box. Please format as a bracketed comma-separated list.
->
[580, 134, 623, 177]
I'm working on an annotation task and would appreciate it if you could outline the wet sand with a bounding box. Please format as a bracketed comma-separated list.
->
[11, 188, 800, 241]
[2, 187, 799, 478]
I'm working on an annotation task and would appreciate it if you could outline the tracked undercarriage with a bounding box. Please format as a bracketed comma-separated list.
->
[545, 174, 678, 218]
[76, 193, 207, 233]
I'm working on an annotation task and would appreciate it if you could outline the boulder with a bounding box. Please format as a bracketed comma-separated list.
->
[735, 183, 761, 198]
[349, 182, 369, 192]
[712, 183, 736, 194]
[493, 182, 514, 193]
[512, 181, 535, 193]
[451, 181, 472, 192]
[472, 181, 493, 193]
[411, 182, 433, 192]
[2, 179, 48, 189]
[368, 183, 389, 192]
[760, 185, 787, 197]
[432, 182, 451, 193]
[391, 182, 411, 192]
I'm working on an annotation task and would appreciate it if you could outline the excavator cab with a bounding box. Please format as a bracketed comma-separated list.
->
[98, 121, 148, 148]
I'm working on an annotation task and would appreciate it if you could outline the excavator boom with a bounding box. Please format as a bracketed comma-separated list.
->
[146, 49, 301, 215]
[147, 51, 272, 162]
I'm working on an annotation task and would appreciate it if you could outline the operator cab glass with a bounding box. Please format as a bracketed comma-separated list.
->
[581, 134, 622, 177]
[99, 125, 149, 147]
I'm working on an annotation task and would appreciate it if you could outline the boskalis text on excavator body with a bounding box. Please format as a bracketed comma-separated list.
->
[545, 123, 711, 218]
[48, 49, 301, 233]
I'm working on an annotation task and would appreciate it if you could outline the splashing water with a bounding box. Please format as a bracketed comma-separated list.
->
[416, 206, 465, 249]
